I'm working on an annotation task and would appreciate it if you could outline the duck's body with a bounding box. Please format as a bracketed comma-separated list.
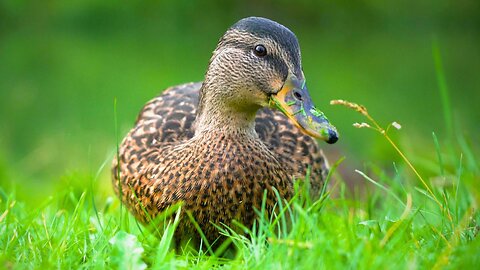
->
[112, 17, 337, 245]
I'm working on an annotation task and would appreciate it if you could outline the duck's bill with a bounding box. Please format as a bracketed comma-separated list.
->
[269, 74, 338, 144]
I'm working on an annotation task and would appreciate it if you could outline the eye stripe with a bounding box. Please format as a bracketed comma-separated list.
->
[218, 39, 290, 79]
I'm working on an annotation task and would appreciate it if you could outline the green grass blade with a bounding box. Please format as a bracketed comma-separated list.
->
[432, 132, 445, 177]
[355, 169, 406, 208]
[432, 38, 453, 139]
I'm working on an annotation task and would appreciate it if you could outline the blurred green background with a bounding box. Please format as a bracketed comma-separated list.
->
[1, 0, 479, 201]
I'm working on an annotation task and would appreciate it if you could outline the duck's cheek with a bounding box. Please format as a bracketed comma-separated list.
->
[227, 87, 269, 111]
[270, 76, 284, 92]
[249, 89, 270, 108]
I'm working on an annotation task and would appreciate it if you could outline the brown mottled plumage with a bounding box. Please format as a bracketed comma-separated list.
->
[112, 17, 337, 246]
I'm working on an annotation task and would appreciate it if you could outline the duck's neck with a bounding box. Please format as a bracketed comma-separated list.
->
[194, 84, 260, 138]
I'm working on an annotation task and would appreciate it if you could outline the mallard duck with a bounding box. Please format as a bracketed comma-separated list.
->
[112, 17, 338, 245]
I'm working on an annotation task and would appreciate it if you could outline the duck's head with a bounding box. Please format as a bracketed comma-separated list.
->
[199, 17, 338, 144]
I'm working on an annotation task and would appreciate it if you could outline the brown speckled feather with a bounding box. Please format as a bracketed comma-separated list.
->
[112, 82, 329, 244]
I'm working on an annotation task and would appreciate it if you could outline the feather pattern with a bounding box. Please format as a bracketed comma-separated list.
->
[112, 82, 328, 244]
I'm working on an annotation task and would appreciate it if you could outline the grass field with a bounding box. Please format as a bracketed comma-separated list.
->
[1, 1, 479, 269]
[1, 95, 479, 269]
[1, 122, 479, 269]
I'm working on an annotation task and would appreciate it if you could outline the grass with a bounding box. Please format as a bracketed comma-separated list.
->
[1, 97, 479, 269]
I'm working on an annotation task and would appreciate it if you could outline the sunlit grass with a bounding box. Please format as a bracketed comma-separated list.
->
[330, 98, 479, 268]
[1, 117, 479, 269]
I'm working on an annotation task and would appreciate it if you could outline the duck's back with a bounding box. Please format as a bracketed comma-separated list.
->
[116, 82, 329, 197]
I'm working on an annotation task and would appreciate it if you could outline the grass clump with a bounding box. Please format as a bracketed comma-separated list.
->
[330, 98, 479, 268]
[1, 119, 478, 269]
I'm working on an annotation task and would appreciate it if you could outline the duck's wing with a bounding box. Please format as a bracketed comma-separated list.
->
[132, 82, 201, 145]
[128, 82, 328, 197]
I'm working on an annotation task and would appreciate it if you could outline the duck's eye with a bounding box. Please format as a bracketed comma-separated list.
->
[253, 45, 267, 57]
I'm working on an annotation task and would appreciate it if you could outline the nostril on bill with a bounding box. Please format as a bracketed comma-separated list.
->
[293, 90, 303, 100]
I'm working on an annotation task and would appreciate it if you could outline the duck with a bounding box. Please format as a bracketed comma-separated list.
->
[112, 17, 338, 246]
